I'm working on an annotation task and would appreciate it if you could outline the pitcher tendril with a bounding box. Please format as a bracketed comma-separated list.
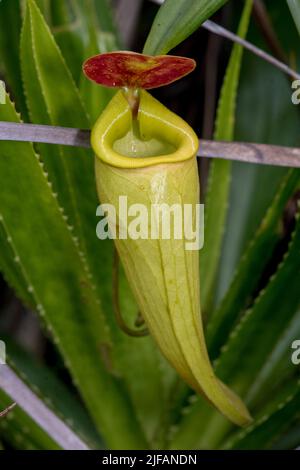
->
[113, 248, 149, 338]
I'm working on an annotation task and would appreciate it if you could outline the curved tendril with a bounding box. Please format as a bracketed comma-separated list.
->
[112, 247, 149, 337]
[134, 312, 146, 328]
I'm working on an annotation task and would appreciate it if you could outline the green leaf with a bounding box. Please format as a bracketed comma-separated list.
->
[224, 381, 300, 449]
[272, 421, 300, 449]
[75, 0, 120, 121]
[216, 207, 300, 392]
[0, 390, 60, 450]
[207, 170, 300, 359]
[3, 337, 103, 449]
[215, 19, 300, 302]
[168, 4, 253, 448]
[0, 0, 27, 118]
[20, 0, 173, 445]
[200, 0, 253, 315]
[75, 0, 119, 40]
[0, 93, 147, 449]
[74, 0, 120, 46]
[116, 267, 177, 447]
[170, 206, 300, 449]
[244, 309, 300, 410]
[0, 364, 90, 450]
[287, 0, 300, 35]
[78, 0, 118, 122]
[0, 220, 36, 308]
[79, 35, 115, 123]
[1, 339, 96, 450]
[48, 0, 85, 82]
[269, 0, 300, 55]
[32, 0, 51, 20]
[20, 0, 120, 336]
[143, 0, 228, 55]
[20, 2, 78, 226]
[204, 205, 300, 447]
[21, 0, 116, 333]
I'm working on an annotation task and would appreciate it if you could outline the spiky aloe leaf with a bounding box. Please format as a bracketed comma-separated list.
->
[244, 309, 300, 410]
[20, 0, 176, 445]
[223, 380, 300, 449]
[2, 338, 102, 449]
[207, 169, 300, 359]
[216, 34, 300, 302]
[0, 0, 27, 117]
[200, 0, 253, 315]
[47, 0, 84, 82]
[214, 208, 300, 400]
[75, 0, 120, 121]
[171, 204, 300, 449]
[0, 92, 147, 449]
[0, 390, 59, 450]
[78, 4, 117, 122]
[0, 221, 35, 308]
[287, 0, 300, 35]
[0, 365, 89, 450]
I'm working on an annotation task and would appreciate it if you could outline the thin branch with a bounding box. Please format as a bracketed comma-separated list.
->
[0, 121, 91, 148]
[0, 364, 89, 450]
[202, 20, 300, 80]
[149, 0, 300, 80]
[199, 139, 300, 168]
[0, 402, 16, 418]
[1, 121, 300, 169]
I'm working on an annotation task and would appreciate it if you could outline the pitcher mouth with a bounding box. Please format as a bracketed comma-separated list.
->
[91, 90, 199, 169]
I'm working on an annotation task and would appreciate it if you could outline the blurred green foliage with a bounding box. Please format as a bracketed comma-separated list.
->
[0, 0, 299, 450]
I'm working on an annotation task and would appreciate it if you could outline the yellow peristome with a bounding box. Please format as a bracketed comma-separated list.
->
[91, 90, 199, 168]
[92, 90, 252, 427]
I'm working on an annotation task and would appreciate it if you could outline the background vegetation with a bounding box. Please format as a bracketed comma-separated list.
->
[0, 0, 300, 450]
